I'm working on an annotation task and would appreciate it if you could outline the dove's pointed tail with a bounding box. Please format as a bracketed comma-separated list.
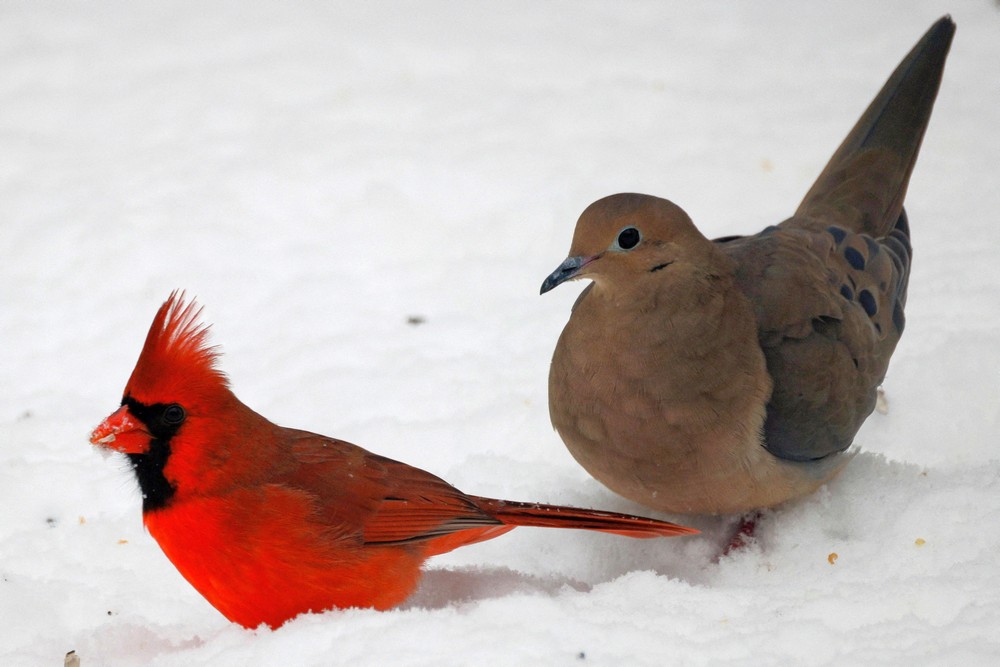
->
[794, 16, 955, 237]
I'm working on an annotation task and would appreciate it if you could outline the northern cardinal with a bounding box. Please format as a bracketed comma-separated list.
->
[90, 292, 696, 629]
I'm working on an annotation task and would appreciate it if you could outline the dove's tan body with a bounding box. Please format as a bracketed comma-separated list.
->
[549, 203, 850, 514]
[544, 18, 954, 515]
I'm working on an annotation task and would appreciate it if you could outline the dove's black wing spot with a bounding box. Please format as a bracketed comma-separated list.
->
[858, 289, 878, 317]
[844, 247, 866, 270]
[826, 226, 847, 243]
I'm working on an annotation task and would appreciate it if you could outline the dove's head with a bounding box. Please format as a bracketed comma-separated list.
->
[540, 193, 720, 295]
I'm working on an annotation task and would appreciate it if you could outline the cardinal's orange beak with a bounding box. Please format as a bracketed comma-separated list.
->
[90, 405, 151, 454]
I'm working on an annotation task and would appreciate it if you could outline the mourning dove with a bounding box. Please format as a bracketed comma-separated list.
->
[541, 17, 954, 515]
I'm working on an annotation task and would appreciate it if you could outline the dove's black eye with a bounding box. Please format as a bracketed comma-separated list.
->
[615, 227, 641, 250]
[162, 404, 186, 425]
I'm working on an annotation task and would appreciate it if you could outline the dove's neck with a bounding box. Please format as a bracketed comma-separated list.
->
[585, 269, 766, 399]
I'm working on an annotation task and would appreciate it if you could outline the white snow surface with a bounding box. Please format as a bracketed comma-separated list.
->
[2, 1, 999, 665]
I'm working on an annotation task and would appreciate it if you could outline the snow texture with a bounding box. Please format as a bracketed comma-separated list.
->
[2, 1, 999, 665]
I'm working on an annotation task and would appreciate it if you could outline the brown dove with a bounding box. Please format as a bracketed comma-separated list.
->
[540, 17, 954, 515]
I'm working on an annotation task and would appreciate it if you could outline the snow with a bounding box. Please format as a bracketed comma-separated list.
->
[2, 1, 999, 664]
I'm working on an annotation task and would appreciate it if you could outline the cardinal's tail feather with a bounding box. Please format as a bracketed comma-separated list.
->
[471, 496, 698, 538]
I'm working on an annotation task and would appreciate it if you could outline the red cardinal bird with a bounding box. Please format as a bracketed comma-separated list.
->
[90, 292, 696, 629]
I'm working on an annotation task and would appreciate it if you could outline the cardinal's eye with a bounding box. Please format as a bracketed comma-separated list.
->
[162, 404, 186, 425]
[614, 226, 641, 250]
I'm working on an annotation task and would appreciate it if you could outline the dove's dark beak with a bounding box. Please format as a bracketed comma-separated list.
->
[540, 255, 600, 294]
